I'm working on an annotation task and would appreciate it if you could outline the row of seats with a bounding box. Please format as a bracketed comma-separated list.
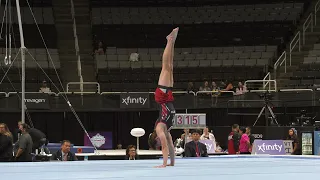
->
[303, 44, 320, 64]
[0, 25, 57, 48]
[103, 52, 276, 61]
[0, 7, 54, 24]
[2, 0, 52, 7]
[104, 46, 278, 54]
[92, 4, 303, 24]
[93, 23, 293, 48]
[0, 48, 60, 69]
[97, 58, 270, 68]
[90, 0, 309, 7]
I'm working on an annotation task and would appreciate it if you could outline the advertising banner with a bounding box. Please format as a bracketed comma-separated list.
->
[252, 140, 286, 155]
[120, 93, 150, 109]
[84, 132, 113, 149]
[21, 93, 50, 110]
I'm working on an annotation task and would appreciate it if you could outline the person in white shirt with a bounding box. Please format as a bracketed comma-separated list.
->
[39, 80, 51, 93]
[236, 82, 247, 95]
[200, 127, 216, 151]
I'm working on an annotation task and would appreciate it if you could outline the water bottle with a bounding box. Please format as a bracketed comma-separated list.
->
[84, 156, 88, 161]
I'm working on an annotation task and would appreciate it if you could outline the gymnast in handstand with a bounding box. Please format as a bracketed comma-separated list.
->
[154, 27, 179, 168]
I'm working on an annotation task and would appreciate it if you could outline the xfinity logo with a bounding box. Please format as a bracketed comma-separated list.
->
[121, 96, 147, 105]
[204, 143, 212, 151]
[24, 99, 46, 104]
[258, 143, 282, 153]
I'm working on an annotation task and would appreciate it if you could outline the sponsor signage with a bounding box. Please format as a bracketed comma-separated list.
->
[84, 132, 113, 149]
[120, 93, 150, 109]
[252, 140, 286, 155]
[20, 93, 50, 110]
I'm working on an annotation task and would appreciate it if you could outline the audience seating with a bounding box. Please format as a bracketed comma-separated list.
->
[93, 23, 294, 48]
[92, 4, 303, 25]
[98, 66, 264, 91]
[96, 46, 277, 69]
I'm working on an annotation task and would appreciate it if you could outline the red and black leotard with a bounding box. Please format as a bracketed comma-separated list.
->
[154, 85, 176, 130]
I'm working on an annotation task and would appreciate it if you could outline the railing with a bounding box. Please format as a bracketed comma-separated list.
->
[244, 79, 277, 92]
[195, 91, 235, 96]
[279, 89, 313, 92]
[70, 0, 83, 93]
[303, 13, 314, 45]
[273, 51, 287, 80]
[262, 72, 271, 90]
[66, 82, 100, 93]
[315, 0, 320, 26]
[289, 31, 301, 66]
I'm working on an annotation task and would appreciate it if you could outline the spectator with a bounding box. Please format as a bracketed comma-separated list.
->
[51, 140, 77, 161]
[186, 82, 196, 93]
[239, 127, 251, 154]
[286, 128, 301, 155]
[223, 80, 234, 91]
[39, 80, 51, 93]
[117, 144, 122, 149]
[228, 124, 240, 154]
[211, 81, 219, 91]
[246, 127, 255, 146]
[184, 129, 208, 157]
[200, 127, 216, 151]
[95, 41, 105, 55]
[215, 142, 223, 152]
[15, 123, 33, 162]
[236, 82, 247, 95]
[18, 122, 47, 153]
[0, 123, 13, 162]
[199, 81, 211, 91]
[125, 145, 139, 160]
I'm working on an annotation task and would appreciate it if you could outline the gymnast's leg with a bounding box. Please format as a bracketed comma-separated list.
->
[158, 27, 178, 88]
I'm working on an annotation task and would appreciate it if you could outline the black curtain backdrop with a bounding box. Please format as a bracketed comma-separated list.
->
[0, 106, 317, 150]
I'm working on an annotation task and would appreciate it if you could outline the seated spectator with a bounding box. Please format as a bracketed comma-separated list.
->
[236, 82, 247, 95]
[125, 145, 139, 160]
[51, 140, 77, 161]
[15, 123, 33, 162]
[94, 41, 105, 55]
[186, 82, 196, 93]
[215, 142, 223, 152]
[223, 80, 234, 91]
[116, 144, 122, 149]
[199, 81, 211, 91]
[184, 129, 208, 157]
[211, 81, 219, 91]
[39, 80, 51, 93]
[200, 127, 216, 151]
[0, 123, 13, 162]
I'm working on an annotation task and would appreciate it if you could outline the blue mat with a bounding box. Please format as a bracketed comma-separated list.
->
[1, 156, 320, 180]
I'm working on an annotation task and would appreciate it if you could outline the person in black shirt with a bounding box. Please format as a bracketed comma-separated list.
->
[0, 123, 13, 162]
[246, 127, 255, 145]
[287, 128, 301, 155]
[15, 123, 33, 162]
[51, 140, 77, 161]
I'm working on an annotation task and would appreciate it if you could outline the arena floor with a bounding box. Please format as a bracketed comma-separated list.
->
[1, 155, 320, 180]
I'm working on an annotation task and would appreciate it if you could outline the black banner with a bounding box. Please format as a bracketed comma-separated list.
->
[120, 93, 150, 109]
[22, 93, 50, 110]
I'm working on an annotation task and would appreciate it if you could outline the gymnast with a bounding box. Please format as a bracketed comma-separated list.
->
[154, 27, 179, 168]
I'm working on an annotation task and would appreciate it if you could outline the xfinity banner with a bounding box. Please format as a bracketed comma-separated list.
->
[20, 93, 50, 110]
[251, 140, 286, 155]
[120, 93, 150, 109]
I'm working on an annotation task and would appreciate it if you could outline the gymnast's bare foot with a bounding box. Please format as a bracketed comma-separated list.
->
[166, 27, 179, 42]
